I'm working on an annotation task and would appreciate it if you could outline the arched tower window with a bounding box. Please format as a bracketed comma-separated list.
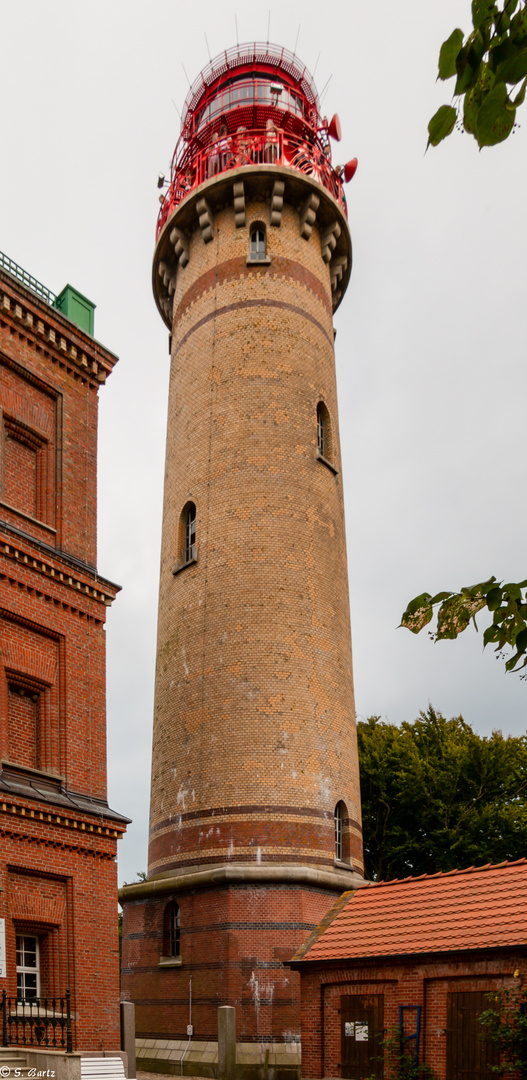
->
[317, 401, 333, 464]
[334, 801, 349, 863]
[176, 502, 197, 569]
[185, 503, 196, 563]
[163, 901, 181, 958]
[249, 223, 267, 262]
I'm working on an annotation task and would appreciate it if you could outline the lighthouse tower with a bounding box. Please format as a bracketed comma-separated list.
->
[120, 42, 362, 1072]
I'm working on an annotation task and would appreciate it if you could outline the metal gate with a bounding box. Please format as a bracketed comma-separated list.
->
[446, 991, 499, 1080]
[340, 994, 384, 1079]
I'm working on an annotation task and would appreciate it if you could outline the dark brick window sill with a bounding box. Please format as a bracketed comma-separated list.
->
[158, 956, 183, 968]
[316, 450, 338, 475]
[173, 556, 197, 576]
[246, 256, 271, 266]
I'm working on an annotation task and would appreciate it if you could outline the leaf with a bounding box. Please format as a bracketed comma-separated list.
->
[495, 7, 512, 33]
[483, 624, 501, 645]
[486, 586, 504, 610]
[514, 627, 527, 653]
[496, 44, 527, 82]
[472, 0, 496, 30]
[505, 651, 527, 671]
[510, 5, 527, 41]
[503, 581, 523, 599]
[428, 105, 458, 147]
[513, 74, 527, 102]
[490, 35, 517, 70]
[436, 594, 487, 640]
[430, 591, 454, 605]
[400, 594, 434, 634]
[455, 35, 484, 94]
[439, 28, 465, 79]
[464, 65, 495, 131]
[476, 81, 516, 144]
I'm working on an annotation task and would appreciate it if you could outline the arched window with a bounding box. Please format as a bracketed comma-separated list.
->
[334, 802, 344, 861]
[163, 901, 181, 958]
[185, 503, 196, 563]
[334, 801, 350, 863]
[249, 223, 267, 261]
[317, 401, 333, 464]
[175, 502, 197, 572]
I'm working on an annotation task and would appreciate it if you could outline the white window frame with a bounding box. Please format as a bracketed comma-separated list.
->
[16, 933, 40, 1000]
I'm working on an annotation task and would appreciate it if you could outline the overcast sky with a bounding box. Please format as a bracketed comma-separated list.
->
[1, 0, 525, 886]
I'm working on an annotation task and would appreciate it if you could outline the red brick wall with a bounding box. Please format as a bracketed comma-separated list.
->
[0, 270, 123, 1051]
[122, 884, 344, 1043]
[296, 954, 527, 1079]
[0, 817, 121, 1049]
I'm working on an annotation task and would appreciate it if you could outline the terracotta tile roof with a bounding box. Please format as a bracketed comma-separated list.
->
[291, 859, 527, 963]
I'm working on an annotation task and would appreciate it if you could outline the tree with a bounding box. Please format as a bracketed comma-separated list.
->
[357, 707, 527, 881]
[420, 6, 527, 668]
[401, 579, 527, 674]
[479, 979, 527, 1072]
[428, 1, 527, 148]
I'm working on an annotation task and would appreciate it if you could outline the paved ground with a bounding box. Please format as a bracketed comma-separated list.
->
[136, 1072, 211, 1080]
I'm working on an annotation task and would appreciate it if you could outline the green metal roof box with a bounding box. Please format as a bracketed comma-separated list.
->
[53, 284, 96, 336]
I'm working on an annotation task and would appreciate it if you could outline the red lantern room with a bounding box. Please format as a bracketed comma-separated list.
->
[157, 42, 350, 238]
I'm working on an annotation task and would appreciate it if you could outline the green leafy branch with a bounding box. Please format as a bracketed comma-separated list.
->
[401, 577, 527, 673]
[479, 979, 527, 1071]
[428, 0, 527, 147]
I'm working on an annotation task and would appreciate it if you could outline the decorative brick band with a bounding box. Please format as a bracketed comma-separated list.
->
[174, 255, 331, 326]
[150, 851, 338, 874]
[174, 298, 334, 355]
[151, 803, 362, 832]
[149, 816, 363, 867]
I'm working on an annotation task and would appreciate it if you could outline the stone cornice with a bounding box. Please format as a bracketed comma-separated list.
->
[0, 525, 120, 609]
[0, 270, 118, 386]
[0, 794, 127, 846]
[153, 164, 352, 328]
[118, 862, 365, 901]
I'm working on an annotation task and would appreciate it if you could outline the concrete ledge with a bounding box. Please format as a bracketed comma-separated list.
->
[119, 863, 363, 902]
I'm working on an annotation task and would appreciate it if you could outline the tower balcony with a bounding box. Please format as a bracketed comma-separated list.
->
[156, 127, 346, 240]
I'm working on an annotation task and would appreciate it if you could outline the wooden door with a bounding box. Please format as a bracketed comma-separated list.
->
[340, 994, 384, 1079]
[447, 991, 500, 1080]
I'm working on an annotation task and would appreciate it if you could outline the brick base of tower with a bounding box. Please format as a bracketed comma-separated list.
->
[121, 871, 362, 1072]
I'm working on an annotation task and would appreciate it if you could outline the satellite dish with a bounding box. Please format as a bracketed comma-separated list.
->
[328, 114, 342, 141]
[343, 158, 358, 183]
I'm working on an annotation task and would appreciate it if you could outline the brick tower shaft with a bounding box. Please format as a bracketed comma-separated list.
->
[121, 43, 362, 1068]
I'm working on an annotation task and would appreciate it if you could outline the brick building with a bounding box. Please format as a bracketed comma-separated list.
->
[288, 859, 527, 1079]
[120, 42, 362, 1074]
[0, 255, 128, 1050]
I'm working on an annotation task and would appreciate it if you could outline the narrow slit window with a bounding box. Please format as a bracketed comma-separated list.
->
[170, 904, 181, 957]
[316, 401, 334, 465]
[163, 901, 181, 958]
[317, 403, 325, 458]
[185, 504, 196, 563]
[174, 501, 197, 574]
[335, 802, 343, 861]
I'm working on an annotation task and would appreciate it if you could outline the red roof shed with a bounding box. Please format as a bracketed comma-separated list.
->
[288, 860, 527, 1080]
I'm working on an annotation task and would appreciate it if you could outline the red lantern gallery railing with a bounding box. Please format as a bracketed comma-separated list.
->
[156, 128, 346, 238]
